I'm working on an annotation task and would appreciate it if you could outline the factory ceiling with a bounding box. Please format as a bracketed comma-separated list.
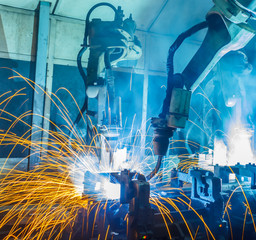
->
[0, 0, 213, 36]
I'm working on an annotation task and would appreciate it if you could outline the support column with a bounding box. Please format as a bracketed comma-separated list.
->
[43, 17, 56, 141]
[141, 34, 150, 159]
[29, 1, 50, 170]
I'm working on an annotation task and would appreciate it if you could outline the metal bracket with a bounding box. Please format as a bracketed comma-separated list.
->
[214, 163, 256, 189]
[171, 168, 222, 203]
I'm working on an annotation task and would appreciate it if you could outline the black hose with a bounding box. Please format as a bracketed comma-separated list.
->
[160, 21, 208, 118]
[166, 21, 208, 76]
[69, 47, 89, 143]
[146, 156, 163, 181]
[73, 46, 88, 127]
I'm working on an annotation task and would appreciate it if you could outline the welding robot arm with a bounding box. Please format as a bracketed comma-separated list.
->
[75, 3, 142, 130]
[150, 0, 256, 179]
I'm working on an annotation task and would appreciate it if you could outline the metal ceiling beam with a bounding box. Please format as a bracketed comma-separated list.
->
[52, 0, 62, 14]
[147, 0, 169, 32]
[29, 1, 50, 170]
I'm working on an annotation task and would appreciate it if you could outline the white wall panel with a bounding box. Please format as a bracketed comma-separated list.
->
[54, 19, 86, 62]
[0, 0, 57, 12]
[0, 0, 39, 10]
[0, 9, 36, 60]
